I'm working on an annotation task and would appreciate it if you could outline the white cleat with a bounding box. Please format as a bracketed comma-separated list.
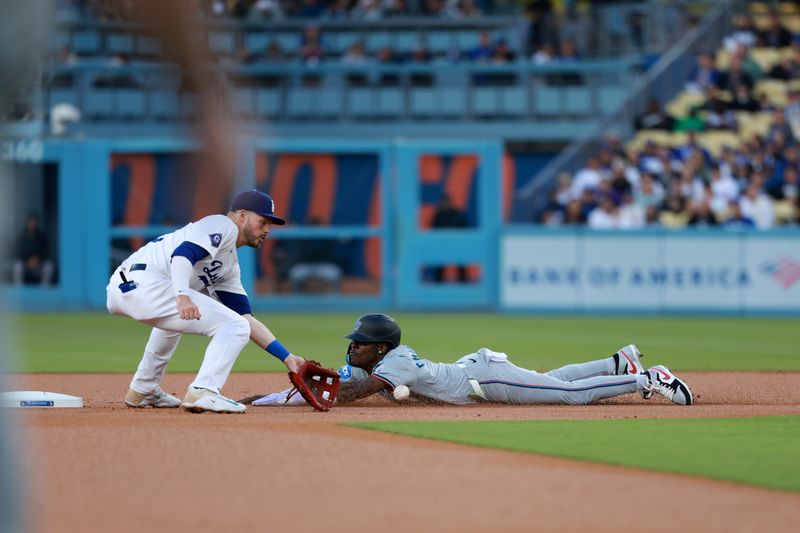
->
[645, 365, 693, 406]
[181, 386, 246, 414]
[615, 344, 652, 399]
[125, 387, 181, 408]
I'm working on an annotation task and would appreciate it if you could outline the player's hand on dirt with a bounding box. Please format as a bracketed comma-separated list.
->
[176, 294, 201, 320]
[284, 354, 305, 373]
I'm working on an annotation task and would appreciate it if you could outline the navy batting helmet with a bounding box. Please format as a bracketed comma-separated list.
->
[343, 313, 401, 349]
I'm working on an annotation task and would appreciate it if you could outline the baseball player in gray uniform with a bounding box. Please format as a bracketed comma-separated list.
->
[249, 313, 692, 407]
[106, 190, 306, 413]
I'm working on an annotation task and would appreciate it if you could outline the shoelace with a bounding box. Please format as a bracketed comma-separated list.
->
[647, 376, 675, 401]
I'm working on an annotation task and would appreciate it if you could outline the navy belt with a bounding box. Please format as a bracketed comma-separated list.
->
[119, 264, 146, 293]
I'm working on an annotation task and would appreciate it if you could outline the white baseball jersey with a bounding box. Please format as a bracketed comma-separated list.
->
[123, 214, 246, 299]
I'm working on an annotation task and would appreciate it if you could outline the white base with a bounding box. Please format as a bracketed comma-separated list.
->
[0, 391, 84, 408]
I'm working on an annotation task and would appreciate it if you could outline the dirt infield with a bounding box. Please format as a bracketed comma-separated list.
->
[6, 372, 800, 533]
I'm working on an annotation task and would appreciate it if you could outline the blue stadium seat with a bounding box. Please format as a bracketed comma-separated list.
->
[244, 32, 269, 54]
[233, 88, 255, 115]
[564, 87, 591, 114]
[472, 88, 497, 115]
[500, 87, 527, 115]
[332, 31, 360, 55]
[107, 33, 134, 55]
[394, 31, 419, 54]
[410, 88, 436, 116]
[533, 86, 561, 116]
[439, 87, 466, 116]
[256, 88, 282, 117]
[85, 89, 114, 117]
[209, 31, 236, 55]
[366, 32, 390, 53]
[287, 88, 316, 117]
[427, 32, 452, 54]
[72, 30, 101, 55]
[117, 89, 146, 117]
[276, 32, 298, 53]
[150, 90, 180, 119]
[49, 88, 79, 108]
[348, 88, 374, 117]
[136, 35, 162, 56]
[456, 31, 479, 50]
[180, 93, 198, 118]
[317, 88, 342, 117]
[376, 88, 403, 116]
[598, 86, 626, 112]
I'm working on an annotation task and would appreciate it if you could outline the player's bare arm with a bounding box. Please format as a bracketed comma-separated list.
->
[337, 376, 388, 404]
[243, 314, 305, 373]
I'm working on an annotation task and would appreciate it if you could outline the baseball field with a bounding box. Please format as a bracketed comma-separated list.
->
[5, 313, 800, 532]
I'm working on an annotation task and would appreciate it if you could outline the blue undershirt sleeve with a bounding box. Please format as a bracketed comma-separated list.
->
[171, 241, 210, 265]
[215, 290, 253, 315]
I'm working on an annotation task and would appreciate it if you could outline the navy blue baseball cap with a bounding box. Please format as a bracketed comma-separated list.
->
[230, 190, 286, 225]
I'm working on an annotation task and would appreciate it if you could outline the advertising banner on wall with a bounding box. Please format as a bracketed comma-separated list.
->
[501, 233, 800, 313]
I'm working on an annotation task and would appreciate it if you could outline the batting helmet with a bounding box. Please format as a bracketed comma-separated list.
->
[343, 313, 401, 349]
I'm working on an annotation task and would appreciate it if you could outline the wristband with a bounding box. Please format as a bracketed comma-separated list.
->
[266, 339, 290, 362]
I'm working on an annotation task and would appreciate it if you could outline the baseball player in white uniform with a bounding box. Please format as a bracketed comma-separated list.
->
[249, 314, 693, 407]
[106, 190, 305, 413]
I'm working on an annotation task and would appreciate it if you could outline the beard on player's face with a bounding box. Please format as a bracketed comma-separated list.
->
[243, 214, 269, 247]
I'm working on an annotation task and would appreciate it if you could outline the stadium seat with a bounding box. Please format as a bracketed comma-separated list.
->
[533, 86, 561, 116]
[107, 33, 134, 55]
[394, 31, 419, 54]
[456, 31, 480, 50]
[287, 88, 316, 117]
[500, 87, 527, 115]
[439, 87, 466, 116]
[410, 88, 436, 116]
[598, 86, 626, 111]
[117, 89, 146, 118]
[136, 35, 162, 57]
[348, 88, 374, 117]
[72, 30, 101, 55]
[472, 88, 498, 115]
[150, 90, 180, 119]
[85, 89, 114, 117]
[276, 32, 298, 53]
[366, 32, 390, 53]
[427, 31, 452, 55]
[209, 31, 236, 55]
[180, 92, 198, 118]
[49, 88, 79, 108]
[564, 87, 592, 115]
[255, 88, 282, 117]
[244, 32, 269, 54]
[233, 88, 256, 115]
[375, 88, 403, 116]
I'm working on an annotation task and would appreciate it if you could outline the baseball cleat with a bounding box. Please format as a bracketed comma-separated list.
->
[125, 387, 181, 408]
[645, 365, 693, 406]
[181, 386, 246, 414]
[615, 344, 652, 399]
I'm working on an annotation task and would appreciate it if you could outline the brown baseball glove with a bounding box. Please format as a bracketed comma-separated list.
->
[287, 360, 340, 411]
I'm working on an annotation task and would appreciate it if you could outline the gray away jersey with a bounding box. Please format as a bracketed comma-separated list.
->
[370, 345, 476, 404]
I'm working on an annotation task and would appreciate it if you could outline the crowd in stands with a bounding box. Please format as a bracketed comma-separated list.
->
[539, 10, 800, 231]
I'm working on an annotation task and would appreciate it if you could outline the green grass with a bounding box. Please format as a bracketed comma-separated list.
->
[7, 313, 800, 373]
[350, 415, 800, 492]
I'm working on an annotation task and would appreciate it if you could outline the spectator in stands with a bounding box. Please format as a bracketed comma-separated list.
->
[724, 14, 758, 52]
[719, 54, 755, 94]
[452, 0, 483, 19]
[492, 39, 515, 64]
[248, 0, 284, 20]
[531, 42, 556, 65]
[700, 88, 738, 131]
[587, 195, 619, 229]
[570, 157, 605, 199]
[739, 182, 775, 229]
[430, 194, 469, 282]
[421, 0, 446, 16]
[767, 108, 796, 144]
[687, 196, 719, 227]
[12, 213, 55, 286]
[322, 0, 354, 19]
[299, 24, 326, 66]
[757, 13, 794, 49]
[635, 98, 675, 131]
[263, 40, 288, 63]
[385, 0, 412, 17]
[562, 199, 585, 225]
[674, 106, 706, 132]
[342, 42, 371, 65]
[353, 0, 384, 20]
[729, 84, 760, 112]
[724, 200, 755, 229]
[658, 195, 689, 229]
[618, 192, 645, 228]
[634, 171, 665, 210]
[469, 31, 495, 62]
[524, 0, 555, 55]
[410, 42, 432, 63]
[685, 52, 721, 94]
[768, 54, 800, 81]
[292, 0, 326, 18]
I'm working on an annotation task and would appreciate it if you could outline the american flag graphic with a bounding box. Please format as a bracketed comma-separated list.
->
[761, 256, 800, 289]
